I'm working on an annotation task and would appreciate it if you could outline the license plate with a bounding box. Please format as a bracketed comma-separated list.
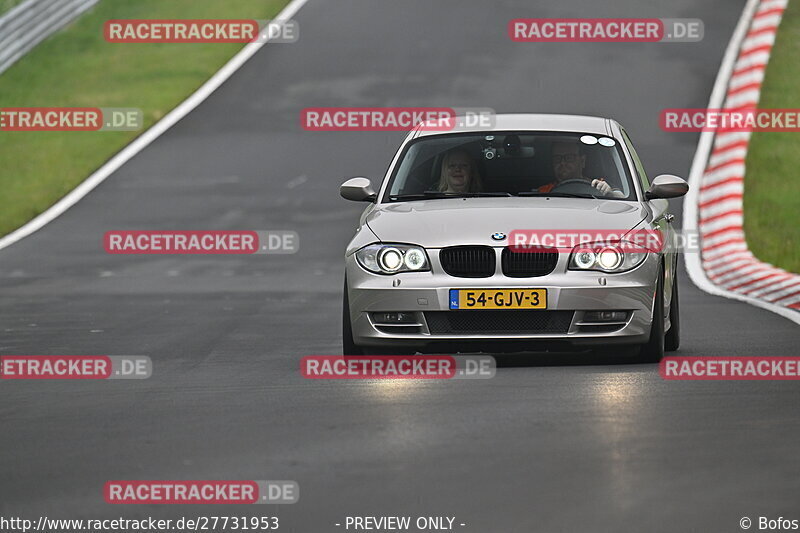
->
[449, 289, 547, 309]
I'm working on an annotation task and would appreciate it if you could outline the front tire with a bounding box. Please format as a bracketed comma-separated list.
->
[637, 266, 665, 363]
[665, 269, 680, 352]
[342, 278, 364, 355]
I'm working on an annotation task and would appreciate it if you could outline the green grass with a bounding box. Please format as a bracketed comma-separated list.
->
[0, 0, 288, 237]
[743, 1, 800, 274]
[0, 0, 25, 15]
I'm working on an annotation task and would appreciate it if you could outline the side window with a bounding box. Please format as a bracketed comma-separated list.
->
[621, 129, 650, 192]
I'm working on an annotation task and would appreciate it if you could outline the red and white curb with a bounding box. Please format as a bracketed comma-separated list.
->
[684, 0, 800, 325]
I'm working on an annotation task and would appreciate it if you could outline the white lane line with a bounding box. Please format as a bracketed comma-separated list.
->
[0, 0, 310, 252]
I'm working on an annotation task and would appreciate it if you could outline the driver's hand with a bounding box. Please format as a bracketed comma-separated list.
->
[591, 179, 612, 195]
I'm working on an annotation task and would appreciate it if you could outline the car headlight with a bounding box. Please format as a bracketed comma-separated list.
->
[356, 244, 431, 274]
[568, 240, 647, 273]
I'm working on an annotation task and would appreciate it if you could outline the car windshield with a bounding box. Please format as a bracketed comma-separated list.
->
[384, 132, 635, 202]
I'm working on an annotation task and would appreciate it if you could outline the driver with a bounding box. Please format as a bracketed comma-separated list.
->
[437, 149, 483, 193]
[537, 140, 623, 197]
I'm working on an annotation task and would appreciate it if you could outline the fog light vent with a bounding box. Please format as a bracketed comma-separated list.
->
[371, 312, 419, 324]
[582, 311, 628, 322]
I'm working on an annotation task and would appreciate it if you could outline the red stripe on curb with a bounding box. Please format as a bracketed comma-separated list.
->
[739, 274, 794, 295]
[700, 209, 744, 225]
[703, 242, 749, 259]
[716, 266, 774, 284]
[727, 272, 786, 291]
[703, 249, 749, 265]
[724, 104, 759, 114]
[710, 269, 758, 285]
[702, 224, 745, 240]
[770, 289, 800, 304]
[732, 63, 766, 77]
[703, 236, 747, 252]
[699, 193, 743, 209]
[704, 157, 746, 174]
[700, 176, 744, 192]
[753, 7, 786, 20]
[703, 251, 752, 267]
[745, 24, 780, 39]
[738, 44, 774, 59]
[762, 280, 800, 300]
[706, 258, 757, 276]
[726, 82, 763, 97]
[710, 139, 750, 156]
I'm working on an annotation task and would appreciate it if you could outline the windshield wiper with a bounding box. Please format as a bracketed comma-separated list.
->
[517, 191, 599, 199]
[389, 191, 513, 201]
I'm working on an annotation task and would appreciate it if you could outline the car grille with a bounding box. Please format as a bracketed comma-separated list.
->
[424, 310, 573, 334]
[502, 247, 559, 277]
[439, 246, 495, 278]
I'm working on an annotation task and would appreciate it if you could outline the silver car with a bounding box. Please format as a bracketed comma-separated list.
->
[340, 114, 688, 361]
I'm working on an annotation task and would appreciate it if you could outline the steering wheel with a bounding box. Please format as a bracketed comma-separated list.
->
[550, 178, 599, 195]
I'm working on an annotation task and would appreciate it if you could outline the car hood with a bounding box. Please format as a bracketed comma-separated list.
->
[365, 198, 648, 248]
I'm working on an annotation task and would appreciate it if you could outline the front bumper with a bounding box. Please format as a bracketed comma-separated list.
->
[345, 248, 659, 351]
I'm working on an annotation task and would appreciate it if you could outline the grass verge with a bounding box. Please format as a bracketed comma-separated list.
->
[0, 0, 288, 237]
[744, 1, 800, 273]
[0, 0, 25, 16]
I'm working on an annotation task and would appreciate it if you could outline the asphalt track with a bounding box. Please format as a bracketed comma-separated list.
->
[2, 1, 800, 531]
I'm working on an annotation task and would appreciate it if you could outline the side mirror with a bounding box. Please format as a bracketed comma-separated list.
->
[646, 174, 689, 200]
[340, 177, 377, 202]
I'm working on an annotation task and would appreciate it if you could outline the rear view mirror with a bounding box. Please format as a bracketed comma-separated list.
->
[646, 174, 689, 200]
[340, 177, 377, 202]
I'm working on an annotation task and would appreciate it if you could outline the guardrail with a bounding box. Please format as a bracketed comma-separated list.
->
[0, 0, 98, 75]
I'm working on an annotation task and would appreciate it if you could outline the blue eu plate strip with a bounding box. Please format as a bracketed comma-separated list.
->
[449, 289, 459, 309]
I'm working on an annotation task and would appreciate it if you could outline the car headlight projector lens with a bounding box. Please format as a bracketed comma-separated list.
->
[403, 248, 426, 270]
[597, 247, 623, 270]
[356, 244, 431, 274]
[568, 241, 647, 273]
[378, 247, 403, 272]
[573, 250, 596, 269]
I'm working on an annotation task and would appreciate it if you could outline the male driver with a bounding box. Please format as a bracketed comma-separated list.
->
[538, 140, 623, 197]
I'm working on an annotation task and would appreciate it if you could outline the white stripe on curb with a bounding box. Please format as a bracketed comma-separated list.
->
[683, 0, 800, 325]
[0, 0, 310, 252]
